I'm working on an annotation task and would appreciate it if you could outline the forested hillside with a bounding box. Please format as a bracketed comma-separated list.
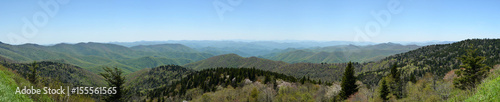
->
[183, 54, 364, 82]
[358, 39, 500, 85]
[0, 57, 103, 101]
[125, 65, 195, 100]
[130, 44, 199, 53]
[264, 43, 420, 63]
[147, 67, 327, 101]
[183, 54, 288, 71]
[0, 58, 105, 88]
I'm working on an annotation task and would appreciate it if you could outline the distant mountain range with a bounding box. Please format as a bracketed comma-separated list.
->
[262, 42, 421, 63]
[0, 41, 433, 74]
[180, 39, 500, 85]
[110, 40, 451, 57]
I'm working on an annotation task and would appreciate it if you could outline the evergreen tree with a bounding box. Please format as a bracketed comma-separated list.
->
[389, 63, 402, 98]
[339, 61, 358, 99]
[100, 67, 128, 102]
[300, 76, 306, 84]
[409, 75, 417, 83]
[390, 63, 399, 82]
[454, 48, 491, 90]
[379, 79, 390, 101]
[29, 61, 39, 85]
[264, 75, 270, 84]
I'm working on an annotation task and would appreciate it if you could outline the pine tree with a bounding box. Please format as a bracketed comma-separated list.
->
[379, 79, 390, 101]
[100, 67, 128, 102]
[390, 63, 399, 82]
[409, 75, 417, 83]
[300, 76, 306, 84]
[454, 48, 491, 90]
[29, 61, 39, 85]
[339, 61, 358, 99]
[264, 75, 270, 84]
[389, 63, 402, 98]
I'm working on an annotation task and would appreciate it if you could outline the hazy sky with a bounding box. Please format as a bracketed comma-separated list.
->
[1, 0, 499, 44]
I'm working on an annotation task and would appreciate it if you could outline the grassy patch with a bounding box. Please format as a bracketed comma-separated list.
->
[0, 66, 33, 102]
[465, 69, 500, 101]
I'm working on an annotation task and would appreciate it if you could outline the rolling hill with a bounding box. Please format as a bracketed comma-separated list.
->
[183, 39, 500, 84]
[125, 65, 196, 98]
[130, 44, 199, 53]
[184, 54, 288, 71]
[0, 42, 214, 73]
[358, 39, 500, 85]
[183, 54, 363, 82]
[264, 43, 421, 63]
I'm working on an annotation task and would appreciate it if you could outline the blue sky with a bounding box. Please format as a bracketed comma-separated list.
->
[1, 0, 499, 44]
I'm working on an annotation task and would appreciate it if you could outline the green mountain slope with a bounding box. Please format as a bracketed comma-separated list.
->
[118, 56, 192, 69]
[465, 67, 500, 101]
[0, 42, 213, 73]
[183, 54, 364, 82]
[125, 65, 195, 98]
[358, 39, 500, 85]
[148, 67, 321, 101]
[0, 61, 106, 87]
[265, 43, 421, 63]
[0, 65, 34, 102]
[130, 44, 198, 53]
[184, 54, 288, 71]
[0, 56, 100, 101]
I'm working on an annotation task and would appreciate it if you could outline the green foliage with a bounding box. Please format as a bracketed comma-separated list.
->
[265, 43, 420, 63]
[390, 63, 399, 81]
[100, 67, 128, 102]
[339, 61, 358, 99]
[359, 39, 500, 87]
[184, 54, 288, 71]
[28, 61, 38, 85]
[464, 69, 500, 101]
[379, 79, 390, 101]
[125, 65, 194, 100]
[0, 65, 34, 102]
[0, 60, 105, 87]
[409, 74, 417, 83]
[148, 67, 320, 101]
[400, 73, 447, 101]
[0, 42, 213, 73]
[185, 53, 364, 83]
[250, 87, 259, 99]
[454, 48, 491, 90]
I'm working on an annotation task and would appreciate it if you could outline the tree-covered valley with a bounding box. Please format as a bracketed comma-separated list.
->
[1, 39, 499, 102]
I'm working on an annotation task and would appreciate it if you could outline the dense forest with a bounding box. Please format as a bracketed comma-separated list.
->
[263, 43, 420, 63]
[0, 42, 213, 73]
[358, 39, 500, 86]
[125, 65, 196, 100]
[147, 67, 326, 102]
